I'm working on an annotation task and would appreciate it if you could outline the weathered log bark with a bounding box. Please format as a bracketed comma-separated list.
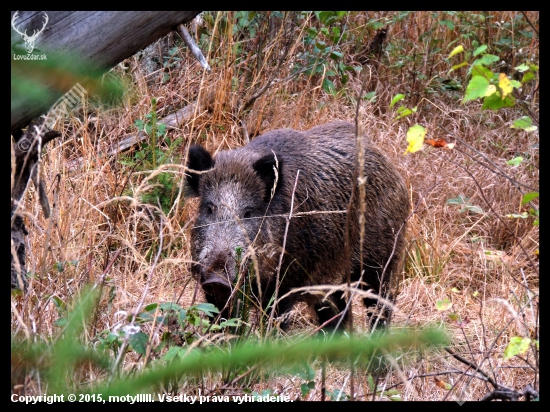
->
[11, 11, 201, 133]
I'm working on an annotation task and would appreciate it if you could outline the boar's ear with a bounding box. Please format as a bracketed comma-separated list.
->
[253, 152, 283, 202]
[186, 145, 214, 197]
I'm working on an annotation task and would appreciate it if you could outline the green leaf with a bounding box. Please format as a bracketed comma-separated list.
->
[514, 63, 529, 73]
[367, 374, 375, 391]
[292, 362, 316, 381]
[448, 196, 482, 214]
[463, 76, 491, 103]
[481, 92, 515, 111]
[503, 336, 531, 361]
[449, 61, 468, 72]
[390, 94, 405, 108]
[135, 311, 154, 323]
[363, 91, 377, 102]
[395, 106, 416, 120]
[195, 303, 219, 317]
[448, 45, 464, 59]
[439, 20, 455, 30]
[395, 107, 411, 119]
[447, 195, 467, 205]
[511, 116, 537, 132]
[464, 205, 484, 214]
[436, 298, 452, 311]
[473, 54, 500, 66]
[51, 296, 67, 311]
[307, 27, 318, 37]
[317, 11, 334, 25]
[178, 308, 188, 325]
[506, 156, 524, 166]
[471, 65, 497, 80]
[163, 346, 183, 362]
[521, 192, 539, 206]
[332, 27, 341, 43]
[322, 78, 335, 94]
[521, 71, 535, 83]
[219, 318, 241, 328]
[129, 331, 149, 356]
[159, 302, 183, 312]
[144, 303, 159, 312]
[473, 44, 488, 57]
[505, 212, 529, 219]
[300, 381, 316, 398]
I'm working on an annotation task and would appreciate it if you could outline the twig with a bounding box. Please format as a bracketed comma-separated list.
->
[520, 11, 539, 37]
[480, 384, 539, 401]
[267, 170, 300, 332]
[444, 347, 498, 389]
[178, 23, 211, 72]
[444, 295, 538, 401]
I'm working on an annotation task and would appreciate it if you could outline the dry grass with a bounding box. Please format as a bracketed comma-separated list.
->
[12, 11, 538, 401]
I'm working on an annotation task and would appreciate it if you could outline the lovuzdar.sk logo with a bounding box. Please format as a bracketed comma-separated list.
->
[12, 11, 48, 60]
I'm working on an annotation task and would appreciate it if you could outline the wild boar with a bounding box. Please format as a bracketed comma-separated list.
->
[185, 121, 409, 330]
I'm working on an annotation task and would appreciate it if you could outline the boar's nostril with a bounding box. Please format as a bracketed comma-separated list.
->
[200, 253, 233, 290]
[210, 260, 226, 274]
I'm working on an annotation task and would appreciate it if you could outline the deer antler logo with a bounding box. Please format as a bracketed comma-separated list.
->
[12, 11, 49, 54]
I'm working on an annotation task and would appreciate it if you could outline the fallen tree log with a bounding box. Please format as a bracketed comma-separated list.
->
[11, 11, 201, 133]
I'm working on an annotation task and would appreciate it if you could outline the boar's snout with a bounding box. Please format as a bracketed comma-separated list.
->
[197, 252, 234, 310]
[200, 277, 231, 310]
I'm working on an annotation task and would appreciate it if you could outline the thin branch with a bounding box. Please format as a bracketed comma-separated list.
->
[267, 170, 300, 332]
[444, 347, 498, 389]
[520, 11, 539, 37]
[178, 23, 211, 72]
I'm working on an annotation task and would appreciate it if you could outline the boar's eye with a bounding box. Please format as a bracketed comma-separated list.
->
[243, 209, 252, 219]
[205, 204, 215, 216]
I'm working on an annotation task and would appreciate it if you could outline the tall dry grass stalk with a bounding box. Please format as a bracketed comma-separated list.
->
[12, 11, 538, 401]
